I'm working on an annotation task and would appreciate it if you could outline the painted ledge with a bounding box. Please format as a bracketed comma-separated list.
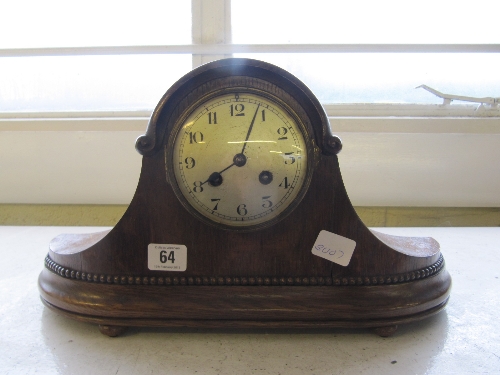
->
[1, 205, 499, 227]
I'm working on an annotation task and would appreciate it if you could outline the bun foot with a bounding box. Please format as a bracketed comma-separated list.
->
[98, 324, 128, 337]
[374, 325, 398, 337]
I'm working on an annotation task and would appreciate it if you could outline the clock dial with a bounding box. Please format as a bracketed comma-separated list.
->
[169, 91, 311, 230]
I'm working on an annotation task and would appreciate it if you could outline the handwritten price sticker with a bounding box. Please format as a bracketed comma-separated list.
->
[311, 230, 356, 267]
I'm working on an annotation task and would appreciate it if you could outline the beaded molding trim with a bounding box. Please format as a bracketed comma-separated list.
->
[44, 254, 444, 287]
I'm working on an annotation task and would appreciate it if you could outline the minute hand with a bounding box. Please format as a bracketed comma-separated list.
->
[240, 103, 261, 154]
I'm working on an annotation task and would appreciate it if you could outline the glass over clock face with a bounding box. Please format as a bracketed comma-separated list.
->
[168, 89, 314, 230]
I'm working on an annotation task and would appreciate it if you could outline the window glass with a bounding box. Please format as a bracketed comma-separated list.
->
[1, 0, 191, 48]
[0, 1, 191, 112]
[233, 0, 499, 104]
[232, 0, 499, 44]
[235, 53, 500, 104]
[0, 55, 191, 112]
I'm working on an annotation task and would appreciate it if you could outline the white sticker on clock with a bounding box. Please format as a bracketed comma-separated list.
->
[311, 230, 356, 267]
[148, 244, 187, 271]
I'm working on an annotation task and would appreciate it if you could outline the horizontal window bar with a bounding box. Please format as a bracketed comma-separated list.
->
[2, 44, 500, 57]
[1, 104, 498, 120]
[0, 110, 152, 119]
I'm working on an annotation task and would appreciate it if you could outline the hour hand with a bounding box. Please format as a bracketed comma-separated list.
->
[202, 153, 248, 187]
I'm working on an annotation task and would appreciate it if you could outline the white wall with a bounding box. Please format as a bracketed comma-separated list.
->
[1, 116, 499, 207]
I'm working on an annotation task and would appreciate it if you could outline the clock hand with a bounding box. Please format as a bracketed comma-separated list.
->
[240, 103, 261, 155]
[202, 162, 235, 186]
[203, 171, 225, 187]
[201, 106, 260, 187]
[201, 152, 248, 187]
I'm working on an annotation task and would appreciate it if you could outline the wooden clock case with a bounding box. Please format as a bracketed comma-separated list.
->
[38, 58, 451, 337]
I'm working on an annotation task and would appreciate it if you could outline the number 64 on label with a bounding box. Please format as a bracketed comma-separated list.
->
[148, 244, 187, 271]
[160, 250, 176, 264]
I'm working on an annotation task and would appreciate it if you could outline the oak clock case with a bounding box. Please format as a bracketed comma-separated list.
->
[38, 58, 451, 337]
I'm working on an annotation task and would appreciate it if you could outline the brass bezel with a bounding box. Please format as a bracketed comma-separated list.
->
[165, 76, 318, 232]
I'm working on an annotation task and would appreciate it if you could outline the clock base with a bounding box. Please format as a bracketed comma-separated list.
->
[39, 266, 451, 337]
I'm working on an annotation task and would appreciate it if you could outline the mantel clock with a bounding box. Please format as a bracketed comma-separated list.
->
[39, 58, 451, 337]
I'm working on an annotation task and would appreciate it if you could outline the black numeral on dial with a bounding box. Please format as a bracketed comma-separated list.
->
[193, 181, 204, 193]
[189, 131, 204, 144]
[279, 177, 290, 189]
[284, 152, 295, 164]
[184, 157, 196, 169]
[237, 204, 248, 216]
[208, 112, 217, 124]
[262, 196, 273, 208]
[230, 104, 245, 116]
[277, 127, 288, 140]
[211, 198, 221, 210]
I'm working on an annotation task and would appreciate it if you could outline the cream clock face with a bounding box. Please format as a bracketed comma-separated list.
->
[169, 91, 312, 230]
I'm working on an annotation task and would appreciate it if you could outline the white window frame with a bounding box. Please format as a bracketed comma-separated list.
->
[1, 0, 499, 208]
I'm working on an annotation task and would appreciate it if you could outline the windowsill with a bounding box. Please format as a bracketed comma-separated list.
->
[1, 225, 499, 374]
[1, 204, 499, 227]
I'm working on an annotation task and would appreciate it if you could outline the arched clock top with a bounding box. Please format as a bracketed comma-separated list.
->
[135, 58, 342, 157]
